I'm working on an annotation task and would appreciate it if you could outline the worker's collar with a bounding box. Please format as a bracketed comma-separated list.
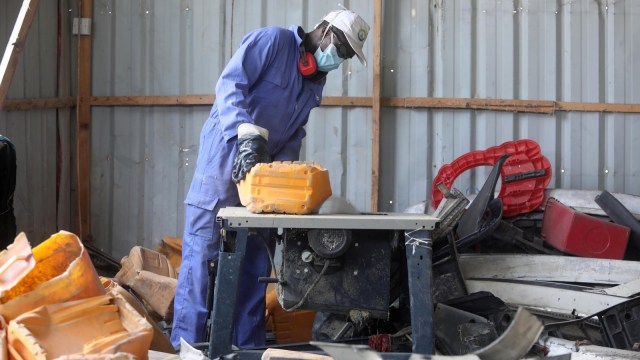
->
[294, 26, 304, 47]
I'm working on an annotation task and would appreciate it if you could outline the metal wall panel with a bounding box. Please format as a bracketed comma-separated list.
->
[0, 0, 62, 246]
[1, 0, 639, 259]
[378, 0, 640, 212]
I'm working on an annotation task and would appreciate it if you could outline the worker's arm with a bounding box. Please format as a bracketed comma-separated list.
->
[233, 124, 305, 182]
[232, 123, 271, 183]
[215, 27, 285, 143]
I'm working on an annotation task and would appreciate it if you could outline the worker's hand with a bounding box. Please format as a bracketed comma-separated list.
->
[232, 123, 271, 183]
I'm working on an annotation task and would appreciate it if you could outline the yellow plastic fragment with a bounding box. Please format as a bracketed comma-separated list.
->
[0, 231, 105, 321]
[237, 161, 332, 215]
[7, 293, 152, 360]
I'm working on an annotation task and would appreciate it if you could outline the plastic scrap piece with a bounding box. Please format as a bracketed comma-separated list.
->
[595, 190, 640, 251]
[431, 139, 552, 218]
[115, 246, 177, 320]
[7, 293, 152, 360]
[473, 307, 543, 360]
[0, 231, 106, 321]
[541, 197, 630, 260]
[0, 232, 35, 291]
[101, 277, 175, 354]
[237, 161, 332, 215]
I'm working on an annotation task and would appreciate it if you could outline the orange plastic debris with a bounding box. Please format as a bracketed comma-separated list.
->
[156, 236, 182, 272]
[0, 232, 35, 291]
[115, 247, 177, 320]
[0, 315, 7, 360]
[237, 161, 332, 215]
[115, 246, 177, 283]
[7, 293, 153, 360]
[101, 277, 175, 354]
[0, 231, 106, 321]
[265, 288, 315, 344]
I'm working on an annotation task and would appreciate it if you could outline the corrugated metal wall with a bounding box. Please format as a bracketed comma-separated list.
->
[380, 0, 640, 213]
[89, 0, 377, 257]
[1, 0, 639, 259]
[0, 0, 66, 246]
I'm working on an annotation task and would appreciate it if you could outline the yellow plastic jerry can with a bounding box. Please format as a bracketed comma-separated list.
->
[237, 161, 332, 214]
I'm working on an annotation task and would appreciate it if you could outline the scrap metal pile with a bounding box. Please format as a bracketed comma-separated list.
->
[306, 139, 640, 359]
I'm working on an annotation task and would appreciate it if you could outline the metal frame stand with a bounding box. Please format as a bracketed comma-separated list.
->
[208, 207, 439, 358]
[208, 227, 248, 357]
[404, 229, 434, 354]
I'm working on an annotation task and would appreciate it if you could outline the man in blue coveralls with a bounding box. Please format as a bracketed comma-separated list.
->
[171, 8, 371, 349]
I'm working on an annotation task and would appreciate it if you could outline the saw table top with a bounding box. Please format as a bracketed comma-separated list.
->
[217, 206, 439, 230]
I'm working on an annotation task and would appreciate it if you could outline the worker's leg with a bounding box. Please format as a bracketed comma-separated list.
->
[170, 203, 219, 348]
[233, 229, 273, 348]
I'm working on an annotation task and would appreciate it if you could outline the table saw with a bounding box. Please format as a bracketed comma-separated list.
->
[208, 207, 440, 358]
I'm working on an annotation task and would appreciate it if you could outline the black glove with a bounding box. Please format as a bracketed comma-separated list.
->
[231, 125, 271, 184]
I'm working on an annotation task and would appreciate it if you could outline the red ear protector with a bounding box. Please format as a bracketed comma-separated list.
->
[298, 39, 317, 78]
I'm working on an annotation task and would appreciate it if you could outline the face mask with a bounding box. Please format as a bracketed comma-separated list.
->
[314, 35, 344, 72]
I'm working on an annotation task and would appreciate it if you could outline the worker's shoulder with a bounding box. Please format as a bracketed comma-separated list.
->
[261, 25, 291, 35]
[245, 26, 293, 43]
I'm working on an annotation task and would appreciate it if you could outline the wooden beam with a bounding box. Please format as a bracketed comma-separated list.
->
[4, 94, 640, 115]
[371, 0, 382, 212]
[322, 96, 372, 107]
[0, 0, 40, 109]
[555, 101, 640, 113]
[2, 97, 75, 110]
[89, 95, 374, 107]
[91, 95, 214, 106]
[87, 95, 640, 115]
[382, 97, 556, 114]
[76, 0, 92, 241]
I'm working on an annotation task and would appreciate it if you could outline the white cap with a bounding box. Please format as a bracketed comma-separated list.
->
[319, 9, 370, 67]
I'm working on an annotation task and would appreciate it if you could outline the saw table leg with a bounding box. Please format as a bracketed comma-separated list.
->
[405, 229, 434, 355]
[208, 227, 249, 358]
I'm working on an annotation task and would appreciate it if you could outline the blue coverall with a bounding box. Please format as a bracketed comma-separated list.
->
[171, 25, 326, 348]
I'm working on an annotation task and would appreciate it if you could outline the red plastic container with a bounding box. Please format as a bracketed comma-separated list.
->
[541, 198, 630, 259]
[431, 139, 552, 218]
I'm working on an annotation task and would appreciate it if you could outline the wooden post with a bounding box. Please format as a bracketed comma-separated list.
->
[0, 0, 40, 109]
[371, 0, 382, 212]
[76, 0, 92, 240]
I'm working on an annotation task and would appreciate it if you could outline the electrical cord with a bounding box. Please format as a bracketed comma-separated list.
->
[256, 230, 330, 311]
[282, 260, 330, 311]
